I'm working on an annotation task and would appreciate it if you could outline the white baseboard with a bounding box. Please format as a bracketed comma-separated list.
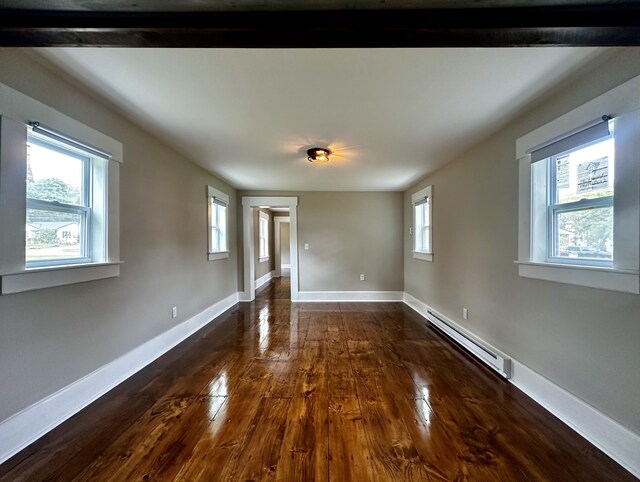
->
[254, 270, 274, 290]
[0, 291, 240, 466]
[403, 292, 640, 478]
[297, 291, 404, 302]
[281, 264, 291, 269]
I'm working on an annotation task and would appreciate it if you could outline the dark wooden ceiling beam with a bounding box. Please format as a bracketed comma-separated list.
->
[1, 5, 639, 47]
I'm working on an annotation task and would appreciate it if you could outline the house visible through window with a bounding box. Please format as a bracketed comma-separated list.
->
[412, 185, 433, 261]
[26, 130, 104, 268]
[530, 119, 614, 267]
[259, 211, 269, 261]
[207, 186, 230, 261]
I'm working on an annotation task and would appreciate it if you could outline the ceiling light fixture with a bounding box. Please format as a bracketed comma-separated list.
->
[307, 147, 331, 163]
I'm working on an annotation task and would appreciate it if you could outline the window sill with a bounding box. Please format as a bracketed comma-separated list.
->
[259, 256, 270, 263]
[1, 261, 122, 295]
[515, 261, 639, 294]
[412, 251, 433, 262]
[208, 251, 230, 261]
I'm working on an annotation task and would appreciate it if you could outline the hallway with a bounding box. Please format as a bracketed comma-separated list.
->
[0, 276, 633, 481]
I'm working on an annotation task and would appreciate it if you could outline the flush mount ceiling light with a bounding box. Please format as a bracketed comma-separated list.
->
[307, 147, 331, 163]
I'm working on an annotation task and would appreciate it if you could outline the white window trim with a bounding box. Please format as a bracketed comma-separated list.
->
[0, 82, 122, 294]
[411, 185, 433, 262]
[515, 75, 640, 294]
[258, 210, 270, 262]
[207, 185, 230, 261]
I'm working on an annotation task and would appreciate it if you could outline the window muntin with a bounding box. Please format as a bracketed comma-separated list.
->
[26, 133, 94, 267]
[535, 134, 614, 267]
[259, 212, 269, 260]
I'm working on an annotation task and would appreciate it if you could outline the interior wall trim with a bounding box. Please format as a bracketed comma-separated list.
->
[403, 292, 640, 478]
[297, 291, 404, 302]
[254, 270, 274, 290]
[0, 291, 240, 466]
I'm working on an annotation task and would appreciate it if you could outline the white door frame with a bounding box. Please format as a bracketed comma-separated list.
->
[274, 216, 290, 278]
[241, 197, 299, 302]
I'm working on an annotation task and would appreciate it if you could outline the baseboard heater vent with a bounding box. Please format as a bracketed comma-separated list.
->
[426, 309, 512, 378]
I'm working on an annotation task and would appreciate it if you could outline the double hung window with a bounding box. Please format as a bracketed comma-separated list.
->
[412, 185, 433, 261]
[207, 186, 230, 261]
[530, 118, 614, 267]
[0, 82, 122, 294]
[26, 130, 100, 267]
[259, 211, 269, 261]
[516, 75, 640, 293]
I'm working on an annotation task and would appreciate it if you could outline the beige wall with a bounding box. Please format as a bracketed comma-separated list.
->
[239, 191, 404, 291]
[0, 50, 239, 423]
[280, 221, 291, 265]
[404, 48, 640, 434]
[253, 208, 274, 280]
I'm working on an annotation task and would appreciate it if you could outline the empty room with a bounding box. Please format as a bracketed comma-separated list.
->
[0, 2, 639, 481]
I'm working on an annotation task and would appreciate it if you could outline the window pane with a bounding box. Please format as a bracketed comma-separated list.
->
[27, 138, 86, 206]
[260, 238, 267, 257]
[555, 137, 614, 205]
[421, 226, 430, 252]
[26, 208, 84, 262]
[210, 200, 218, 226]
[211, 227, 220, 252]
[555, 206, 613, 261]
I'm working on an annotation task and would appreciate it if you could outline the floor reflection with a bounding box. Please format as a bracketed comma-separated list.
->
[258, 306, 270, 355]
[205, 370, 228, 397]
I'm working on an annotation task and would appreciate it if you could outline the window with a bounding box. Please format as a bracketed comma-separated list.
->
[207, 186, 230, 261]
[259, 211, 269, 262]
[516, 75, 640, 293]
[0, 82, 122, 295]
[412, 185, 433, 261]
[26, 130, 103, 268]
[530, 119, 614, 268]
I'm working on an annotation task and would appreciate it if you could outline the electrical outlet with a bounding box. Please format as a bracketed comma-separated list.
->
[463, 308, 469, 320]
[172, 306, 177, 319]
[360, 274, 365, 281]
[304, 243, 309, 250]
[409, 227, 413, 235]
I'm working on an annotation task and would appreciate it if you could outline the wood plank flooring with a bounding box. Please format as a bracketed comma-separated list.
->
[0, 274, 634, 481]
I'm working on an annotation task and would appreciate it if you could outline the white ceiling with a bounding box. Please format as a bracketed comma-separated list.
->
[38, 47, 605, 191]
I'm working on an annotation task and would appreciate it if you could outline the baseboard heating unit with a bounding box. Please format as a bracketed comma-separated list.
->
[426, 309, 512, 378]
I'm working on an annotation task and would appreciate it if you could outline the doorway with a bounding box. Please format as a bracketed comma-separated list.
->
[241, 196, 299, 301]
[274, 215, 290, 278]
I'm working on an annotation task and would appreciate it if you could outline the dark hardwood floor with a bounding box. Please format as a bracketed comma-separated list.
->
[0, 274, 634, 481]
